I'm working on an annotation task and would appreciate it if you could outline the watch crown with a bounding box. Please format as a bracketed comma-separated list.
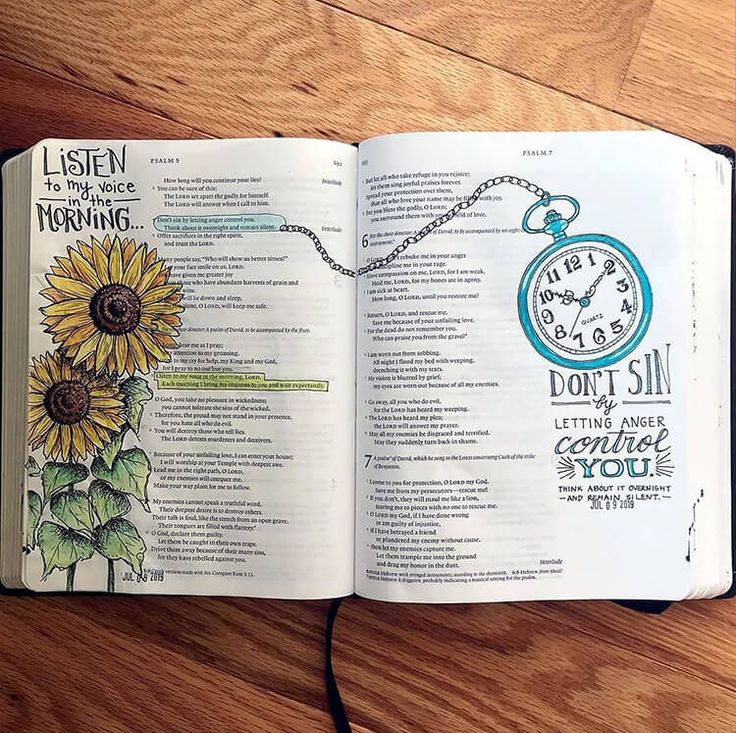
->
[543, 209, 570, 240]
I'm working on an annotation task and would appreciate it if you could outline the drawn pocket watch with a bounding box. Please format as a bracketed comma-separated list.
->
[517, 195, 652, 370]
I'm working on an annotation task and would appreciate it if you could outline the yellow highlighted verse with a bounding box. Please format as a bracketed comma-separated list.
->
[155, 371, 328, 392]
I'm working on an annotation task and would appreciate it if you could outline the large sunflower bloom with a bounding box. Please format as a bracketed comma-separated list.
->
[40, 235, 183, 376]
[28, 351, 127, 462]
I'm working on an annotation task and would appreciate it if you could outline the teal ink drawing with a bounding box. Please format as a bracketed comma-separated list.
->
[517, 195, 652, 370]
[154, 212, 286, 233]
[163, 175, 652, 370]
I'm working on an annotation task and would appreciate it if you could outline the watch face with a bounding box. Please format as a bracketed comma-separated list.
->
[526, 242, 646, 365]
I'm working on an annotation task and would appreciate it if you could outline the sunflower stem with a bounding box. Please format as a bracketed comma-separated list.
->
[66, 563, 76, 592]
[107, 559, 115, 593]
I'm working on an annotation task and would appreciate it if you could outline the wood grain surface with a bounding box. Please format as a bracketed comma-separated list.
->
[1, 1, 734, 731]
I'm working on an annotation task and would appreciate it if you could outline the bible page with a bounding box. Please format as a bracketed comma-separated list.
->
[22, 137, 357, 598]
[354, 130, 727, 603]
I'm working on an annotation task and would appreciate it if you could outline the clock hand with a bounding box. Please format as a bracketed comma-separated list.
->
[584, 269, 607, 298]
[569, 304, 584, 336]
[551, 290, 580, 305]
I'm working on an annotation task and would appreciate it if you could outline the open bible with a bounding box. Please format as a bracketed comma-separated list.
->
[2, 131, 733, 601]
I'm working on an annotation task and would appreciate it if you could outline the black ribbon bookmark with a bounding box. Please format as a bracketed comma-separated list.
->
[325, 598, 352, 733]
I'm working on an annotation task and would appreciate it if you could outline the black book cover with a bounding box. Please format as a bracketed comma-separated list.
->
[1, 143, 735, 609]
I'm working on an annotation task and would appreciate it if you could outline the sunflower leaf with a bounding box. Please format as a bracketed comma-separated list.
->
[49, 490, 95, 533]
[93, 517, 146, 576]
[25, 456, 41, 477]
[98, 427, 127, 470]
[89, 480, 131, 525]
[119, 376, 153, 435]
[91, 448, 150, 511]
[41, 462, 89, 502]
[37, 521, 94, 579]
[25, 491, 42, 550]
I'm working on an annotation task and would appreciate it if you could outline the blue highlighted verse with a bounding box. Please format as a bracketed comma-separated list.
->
[153, 213, 286, 233]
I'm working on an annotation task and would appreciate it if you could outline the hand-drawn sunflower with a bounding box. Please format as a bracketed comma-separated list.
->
[40, 235, 183, 376]
[28, 351, 127, 462]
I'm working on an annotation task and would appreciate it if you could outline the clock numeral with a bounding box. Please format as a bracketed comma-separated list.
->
[604, 259, 616, 275]
[572, 333, 584, 348]
[593, 327, 606, 345]
[563, 255, 582, 274]
[588, 252, 596, 267]
[541, 308, 554, 325]
[616, 278, 629, 292]
[555, 325, 567, 340]
[610, 319, 624, 335]
[540, 289, 555, 304]
[621, 298, 633, 314]
[546, 268, 561, 284]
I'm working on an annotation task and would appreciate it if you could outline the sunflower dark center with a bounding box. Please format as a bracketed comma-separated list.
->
[44, 380, 91, 425]
[89, 284, 141, 335]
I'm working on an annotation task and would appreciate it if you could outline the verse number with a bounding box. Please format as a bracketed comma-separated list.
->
[364, 454, 373, 468]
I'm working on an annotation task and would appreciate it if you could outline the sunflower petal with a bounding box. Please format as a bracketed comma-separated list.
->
[95, 333, 114, 374]
[68, 246, 103, 288]
[29, 415, 53, 443]
[134, 260, 164, 295]
[72, 332, 102, 367]
[87, 409, 124, 431]
[136, 329, 170, 361]
[140, 284, 181, 305]
[45, 275, 95, 298]
[64, 322, 97, 347]
[154, 334, 179, 349]
[122, 244, 145, 288]
[114, 333, 128, 372]
[70, 425, 88, 460]
[60, 425, 72, 459]
[153, 267, 170, 287]
[120, 238, 132, 263]
[92, 241, 111, 285]
[109, 238, 123, 282]
[28, 375, 47, 393]
[144, 247, 158, 270]
[54, 256, 76, 277]
[124, 336, 136, 375]
[77, 241, 95, 264]
[34, 359, 52, 385]
[143, 301, 184, 316]
[44, 424, 61, 460]
[127, 332, 150, 373]
[39, 286, 67, 303]
[81, 419, 106, 449]
[52, 311, 94, 332]
[93, 397, 126, 409]
[42, 299, 89, 317]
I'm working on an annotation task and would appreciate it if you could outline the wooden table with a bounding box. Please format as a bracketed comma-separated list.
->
[1, 1, 735, 731]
